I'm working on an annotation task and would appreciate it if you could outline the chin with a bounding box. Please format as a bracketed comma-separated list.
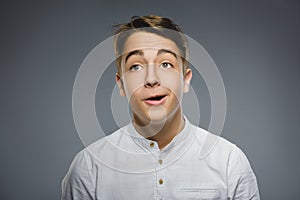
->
[147, 106, 169, 122]
[147, 115, 168, 124]
[133, 110, 168, 126]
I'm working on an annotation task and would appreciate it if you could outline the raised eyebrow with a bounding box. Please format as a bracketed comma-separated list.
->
[157, 49, 178, 59]
[125, 50, 144, 63]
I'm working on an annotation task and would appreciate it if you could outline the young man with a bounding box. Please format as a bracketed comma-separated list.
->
[62, 15, 260, 199]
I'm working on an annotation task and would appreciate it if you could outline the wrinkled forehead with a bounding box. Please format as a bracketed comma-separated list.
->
[114, 27, 188, 60]
[123, 32, 181, 57]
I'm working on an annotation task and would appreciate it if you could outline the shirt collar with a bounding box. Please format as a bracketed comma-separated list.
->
[122, 115, 193, 153]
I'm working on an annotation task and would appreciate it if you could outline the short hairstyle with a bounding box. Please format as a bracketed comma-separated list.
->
[113, 15, 189, 75]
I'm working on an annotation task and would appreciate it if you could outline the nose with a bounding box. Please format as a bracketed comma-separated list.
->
[144, 64, 160, 88]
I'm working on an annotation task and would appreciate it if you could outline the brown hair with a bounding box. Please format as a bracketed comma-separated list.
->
[113, 15, 189, 74]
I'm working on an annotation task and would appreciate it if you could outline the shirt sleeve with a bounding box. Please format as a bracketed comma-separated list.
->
[227, 145, 260, 200]
[61, 150, 97, 200]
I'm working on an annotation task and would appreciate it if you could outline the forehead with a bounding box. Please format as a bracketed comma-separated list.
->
[122, 31, 181, 56]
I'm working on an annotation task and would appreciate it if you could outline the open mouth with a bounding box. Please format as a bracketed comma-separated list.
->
[144, 95, 167, 105]
[145, 95, 166, 101]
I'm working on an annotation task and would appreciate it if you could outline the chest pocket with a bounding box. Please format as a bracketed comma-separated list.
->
[179, 184, 225, 200]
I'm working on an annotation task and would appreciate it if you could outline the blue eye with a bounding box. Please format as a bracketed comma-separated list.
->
[129, 64, 142, 71]
[160, 62, 173, 69]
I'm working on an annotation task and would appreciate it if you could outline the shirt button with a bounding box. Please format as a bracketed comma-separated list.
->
[150, 142, 155, 148]
[158, 159, 163, 165]
[159, 179, 164, 185]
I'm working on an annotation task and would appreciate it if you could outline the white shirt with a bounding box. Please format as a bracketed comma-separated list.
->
[61, 117, 260, 200]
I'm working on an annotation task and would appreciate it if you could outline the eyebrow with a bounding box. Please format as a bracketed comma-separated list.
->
[157, 49, 178, 59]
[124, 49, 178, 64]
[125, 50, 144, 63]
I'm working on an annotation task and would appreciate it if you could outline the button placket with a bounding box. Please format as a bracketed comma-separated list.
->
[156, 153, 166, 200]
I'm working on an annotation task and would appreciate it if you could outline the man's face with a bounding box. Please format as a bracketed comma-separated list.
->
[116, 31, 192, 125]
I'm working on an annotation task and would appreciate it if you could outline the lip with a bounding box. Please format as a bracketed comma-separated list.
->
[143, 95, 167, 106]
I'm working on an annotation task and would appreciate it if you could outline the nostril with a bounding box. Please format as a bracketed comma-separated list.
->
[145, 80, 159, 87]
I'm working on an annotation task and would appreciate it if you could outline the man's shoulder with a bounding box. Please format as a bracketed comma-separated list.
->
[66, 127, 126, 171]
[192, 125, 236, 147]
[191, 124, 253, 175]
[191, 124, 239, 158]
[87, 124, 133, 150]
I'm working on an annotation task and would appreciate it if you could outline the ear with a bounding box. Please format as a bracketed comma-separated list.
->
[183, 69, 192, 93]
[116, 73, 126, 96]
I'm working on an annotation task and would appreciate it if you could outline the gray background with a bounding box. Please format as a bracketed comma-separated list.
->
[1, 0, 299, 199]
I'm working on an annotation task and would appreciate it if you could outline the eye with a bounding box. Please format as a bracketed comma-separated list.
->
[160, 62, 173, 69]
[129, 64, 143, 71]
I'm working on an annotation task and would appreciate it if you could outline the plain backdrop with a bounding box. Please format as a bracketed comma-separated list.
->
[1, 1, 300, 199]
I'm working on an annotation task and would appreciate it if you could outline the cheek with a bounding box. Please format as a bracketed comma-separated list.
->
[122, 71, 145, 98]
[127, 88, 144, 113]
[158, 70, 184, 96]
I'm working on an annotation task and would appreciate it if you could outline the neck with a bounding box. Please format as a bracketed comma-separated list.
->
[133, 108, 185, 150]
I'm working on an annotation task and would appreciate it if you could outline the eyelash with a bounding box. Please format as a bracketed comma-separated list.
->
[129, 62, 174, 71]
[160, 62, 173, 69]
[129, 64, 143, 71]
